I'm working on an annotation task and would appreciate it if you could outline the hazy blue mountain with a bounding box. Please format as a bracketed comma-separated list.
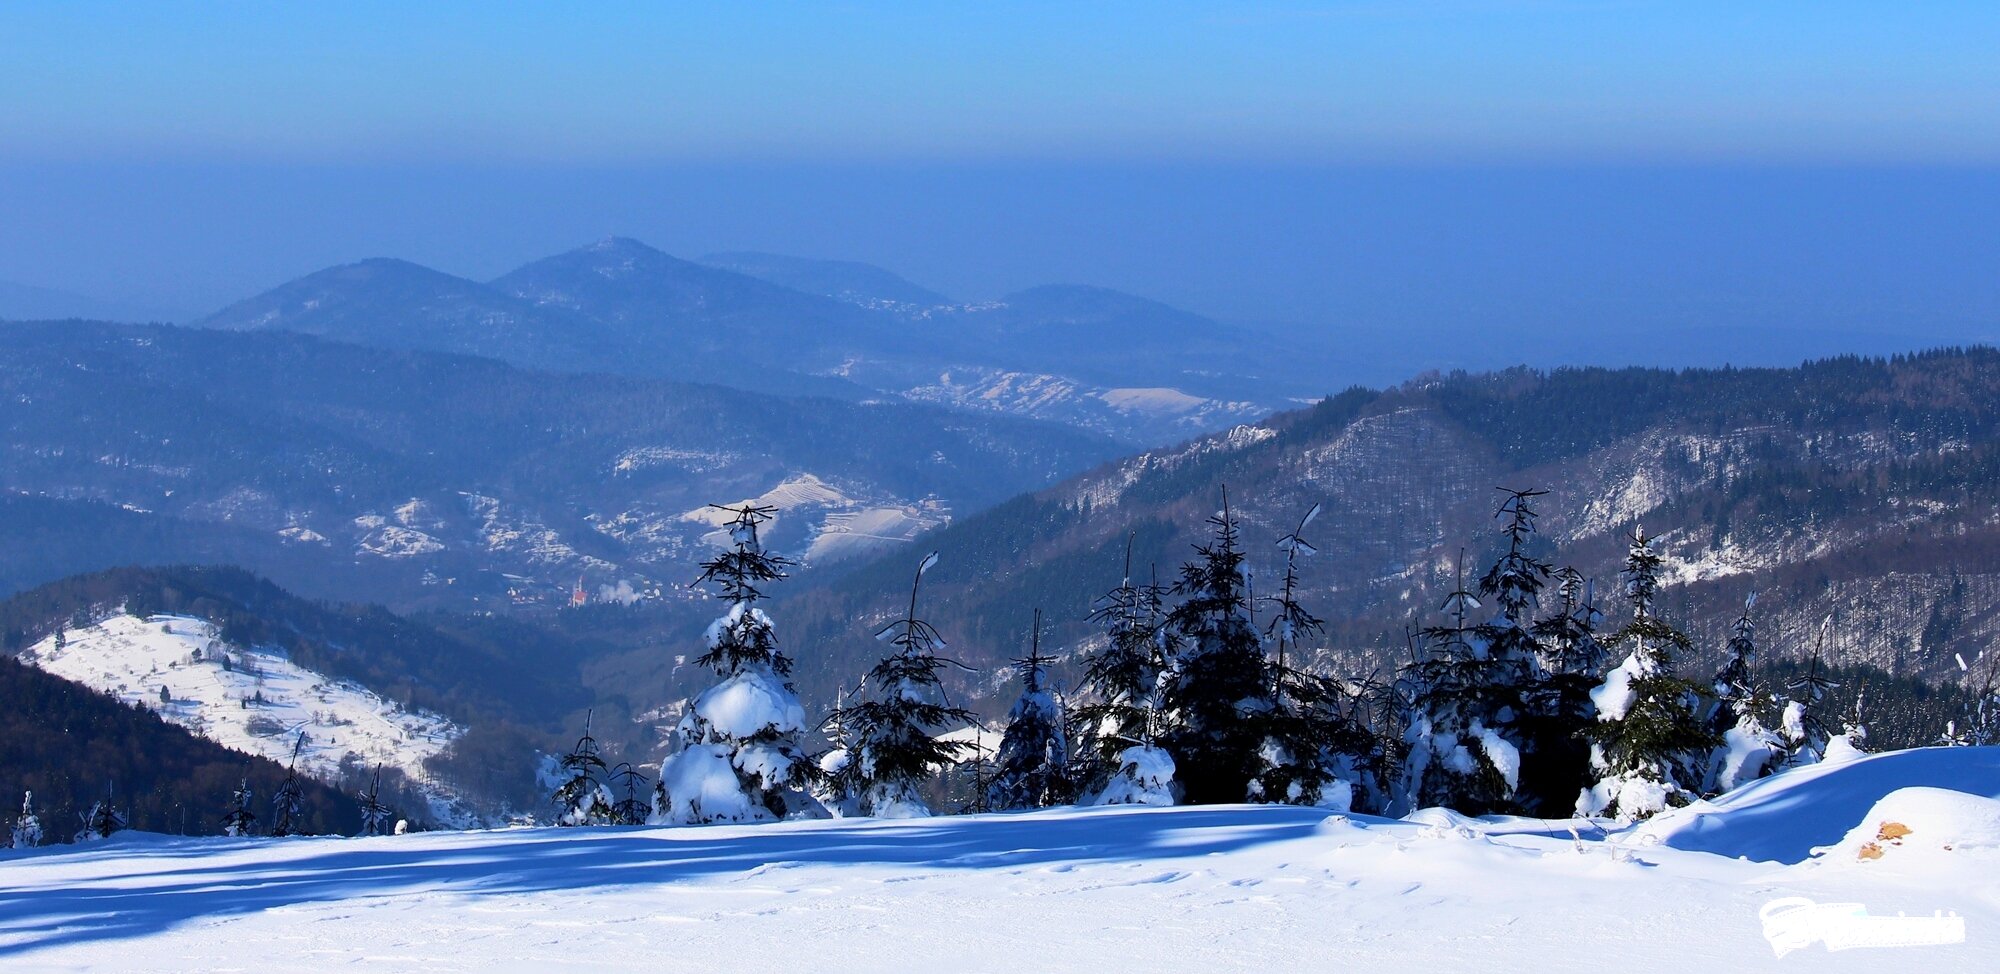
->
[491, 236, 904, 369]
[198, 257, 609, 368]
[198, 255, 867, 399]
[190, 237, 1340, 443]
[699, 250, 951, 309]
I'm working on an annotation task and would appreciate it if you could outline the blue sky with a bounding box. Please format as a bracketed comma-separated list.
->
[1, 3, 1996, 367]
[7, 2, 1997, 165]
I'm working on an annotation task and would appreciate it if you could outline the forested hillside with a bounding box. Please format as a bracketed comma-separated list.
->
[773, 349, 2000, 708]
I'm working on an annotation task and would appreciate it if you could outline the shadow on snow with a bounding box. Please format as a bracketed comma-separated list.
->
[0, 805, 1336, 956]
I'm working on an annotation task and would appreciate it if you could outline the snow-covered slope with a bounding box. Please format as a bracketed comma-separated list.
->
[18, 614, 462, 804]
[680, 474, 950, 565]
[1635, 746, 2000, 863]
[5, 748, 1995, 971]
[897, 365, 1270, 444]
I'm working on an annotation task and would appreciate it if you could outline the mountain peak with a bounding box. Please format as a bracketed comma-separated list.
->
[587, 235, 669, 257]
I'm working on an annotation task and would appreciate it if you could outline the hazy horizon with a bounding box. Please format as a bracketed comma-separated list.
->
[3, 3, 1996, 377]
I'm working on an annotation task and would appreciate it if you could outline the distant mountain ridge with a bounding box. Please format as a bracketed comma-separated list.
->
[490, 237, 907, 370]
[199, 238, 1324, 444]
[200, 257, 609, 371]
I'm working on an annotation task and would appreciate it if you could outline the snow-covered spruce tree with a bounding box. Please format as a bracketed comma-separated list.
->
[1776, 623, 1840, 769]
[653, 503, 823, 825]
[1469, 488, 1577, 816]
[552, 710, 617, 826]
[222, 778, 257, 837]
[1092, 744, 1178, 807]
[270, 732, 309, 837]
[608, 763, 652, 825]
[1399, 552, 1529, 816]
[814, 685, 863, 816]
[1824, 683, 1871, 763]
[1159, 489, 1276, 805]
[1075, 540, 1174, 800]
[1078, 550, 1180, 807]
[1254, 504, 1376, 810]
[828, 552, 977, 818]
[75, 793, 126, 842]
[1525, 565, 1608, 812]
[1703, 594, 1786, 794]
[987, 611, 1072, 810]
[1943, 653, 1999, 746]
[1577, 528, 1718, 822]
[357, 769, 393, 837]
[10, 791, 42, 849]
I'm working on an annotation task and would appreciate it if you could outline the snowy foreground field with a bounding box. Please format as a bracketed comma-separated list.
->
[4, 748, 1998, 973]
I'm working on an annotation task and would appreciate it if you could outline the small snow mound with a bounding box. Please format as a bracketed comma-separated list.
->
[1820, 734, 1868, 766]
[1401, 806, 1476, 830]
[1638, 746, 2000, 863]
[1091, 745, 1177, 807]
[1814, 787, 2000, 865]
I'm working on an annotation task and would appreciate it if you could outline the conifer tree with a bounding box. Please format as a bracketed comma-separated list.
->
[1075, 540, 1173, 793]
[1710, 593, 1760, 729]
[270, 731, 309, 837]
[1777, 622, 1841, 768]
[830, 552, 977, 817]
[1091, 743, 1178, 807]
[1159, 489, 1275, 805]
[1533, 568, 1608, 677]
[9, 791, 42, 849]
[1577, 528, 1719, 822]
[951, 727, 998, 814]
[1399, 546, 1529, 816]
[654, 503, 823, 824]
[1826, 682, 1871, 761]
[987, 611, 1071, 810]
[1253, 504, 1375, 809]
[608, 763, 652, 825]
[1469, 488, 1559, 814]
[222, 778, 257, 837]
[1521, 565, 1607, 813]
[1702, 594, 1785, 793]
[1943, 652, 1999, 746]
[356, 769, 393, 837]
[815, 685, 864, 816]
[552, 710, 616, 826]
[76, 787, 126, 842]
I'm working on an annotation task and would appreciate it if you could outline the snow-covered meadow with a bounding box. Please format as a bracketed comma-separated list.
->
[3, 747, 1994, 973]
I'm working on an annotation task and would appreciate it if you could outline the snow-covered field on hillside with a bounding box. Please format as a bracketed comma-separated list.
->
[3, 748, 1995, 973]
[19, 615, 461, 807]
